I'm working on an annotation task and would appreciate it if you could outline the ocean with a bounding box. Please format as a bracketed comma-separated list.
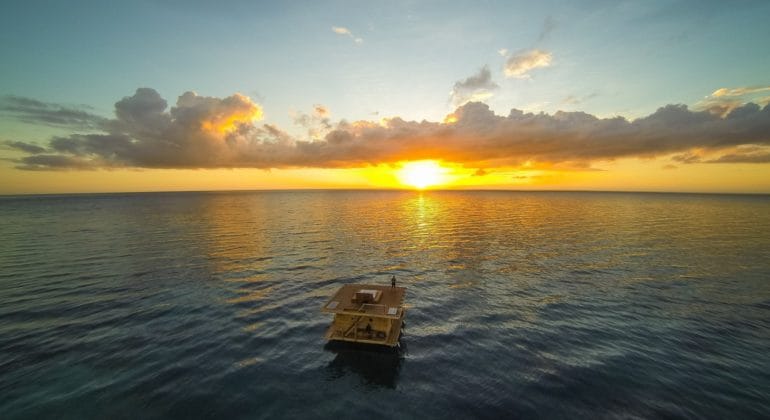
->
[1, 190, 769, 419]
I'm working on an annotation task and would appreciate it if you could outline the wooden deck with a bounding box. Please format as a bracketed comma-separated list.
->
[321, 284, 406, 319]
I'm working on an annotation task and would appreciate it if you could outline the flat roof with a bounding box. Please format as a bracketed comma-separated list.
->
[321, 284, 406, 319]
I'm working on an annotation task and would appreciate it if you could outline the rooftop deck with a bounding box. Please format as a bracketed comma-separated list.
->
[321, 284, 406, 319]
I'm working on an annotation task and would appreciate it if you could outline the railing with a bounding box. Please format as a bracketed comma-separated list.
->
[359, 303, 387, 315]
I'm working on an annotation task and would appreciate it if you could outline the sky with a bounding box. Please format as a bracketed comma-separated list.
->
[1, 0, 770, 194]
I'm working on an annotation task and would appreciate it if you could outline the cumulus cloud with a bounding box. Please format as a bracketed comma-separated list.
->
[6, 88, 770, 171]
[8, 88, 267, 170]
[449, 66, 499, 106]
[504, 49, 552, 78]
[332, 26, 363, 44]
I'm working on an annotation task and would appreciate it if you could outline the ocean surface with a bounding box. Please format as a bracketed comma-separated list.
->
[1, 190, 769, 419]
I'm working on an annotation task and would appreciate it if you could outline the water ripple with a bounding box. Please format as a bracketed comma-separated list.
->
[1, 191, 769, 418]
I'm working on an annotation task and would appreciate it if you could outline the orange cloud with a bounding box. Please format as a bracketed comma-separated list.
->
[6, 88, 770, 171]
[331, 26, 362, 44]
[504, 49, 552, 78]
[196, 93, 263, 135]
[697, 86, 770, 116]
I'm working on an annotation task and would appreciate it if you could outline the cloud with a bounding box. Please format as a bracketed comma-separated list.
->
[697, 86, 770, 116]
[449, 66, 499, 106]
[703, 145, 770, 164]
[671, 152, 702, 164]
[504, 49, 552, 79]
[15, 154, 98, 171]
[313, 104, 329, 117]
[706, 152, 770, 164]
[11, 88, 268, 170]
[3, 140, 46, 154]
[499, 18, 555, 80]
[537, 16, 556, 43]
[291, 104, 332, 139]
[561, 92, 598, 106]
[332, 26, 351, 35]
[0, 95, 107, 129]
[7, 88, 770, 171]
[712, 87, 770, 97]
[331, 26, 363, 44]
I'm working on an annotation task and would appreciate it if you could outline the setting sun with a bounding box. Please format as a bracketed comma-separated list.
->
[396, 160, 448, 189]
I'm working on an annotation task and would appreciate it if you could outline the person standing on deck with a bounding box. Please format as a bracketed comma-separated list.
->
[391, 275, 396, 288]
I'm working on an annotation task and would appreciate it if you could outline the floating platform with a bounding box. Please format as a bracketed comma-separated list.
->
[321, 284, 406, 347]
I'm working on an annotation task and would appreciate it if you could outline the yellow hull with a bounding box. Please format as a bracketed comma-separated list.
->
[321, 284, 406, 348]
[324, 310, 405, 347]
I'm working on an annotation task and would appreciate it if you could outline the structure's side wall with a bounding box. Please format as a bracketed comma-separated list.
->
[333, 314, 392, 338]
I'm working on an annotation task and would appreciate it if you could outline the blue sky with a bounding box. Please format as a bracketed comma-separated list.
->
[1, 0, 770, 193]
[3, 0, 768, 129]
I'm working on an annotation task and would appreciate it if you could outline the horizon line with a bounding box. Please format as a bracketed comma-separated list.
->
[2, 187, 769, 198]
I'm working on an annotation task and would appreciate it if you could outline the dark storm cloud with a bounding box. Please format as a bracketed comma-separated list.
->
[8, 88, 770, 171]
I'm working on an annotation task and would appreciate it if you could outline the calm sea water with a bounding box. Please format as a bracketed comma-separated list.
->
[1, 190, 769, 419]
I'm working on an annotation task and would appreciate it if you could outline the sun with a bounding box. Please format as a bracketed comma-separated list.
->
[396, 160, 447, 189]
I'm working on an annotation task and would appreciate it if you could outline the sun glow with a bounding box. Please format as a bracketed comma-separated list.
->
[396, 160, 448, 189]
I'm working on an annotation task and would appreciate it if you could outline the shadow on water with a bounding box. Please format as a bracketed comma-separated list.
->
[323, 340, 406, 389]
